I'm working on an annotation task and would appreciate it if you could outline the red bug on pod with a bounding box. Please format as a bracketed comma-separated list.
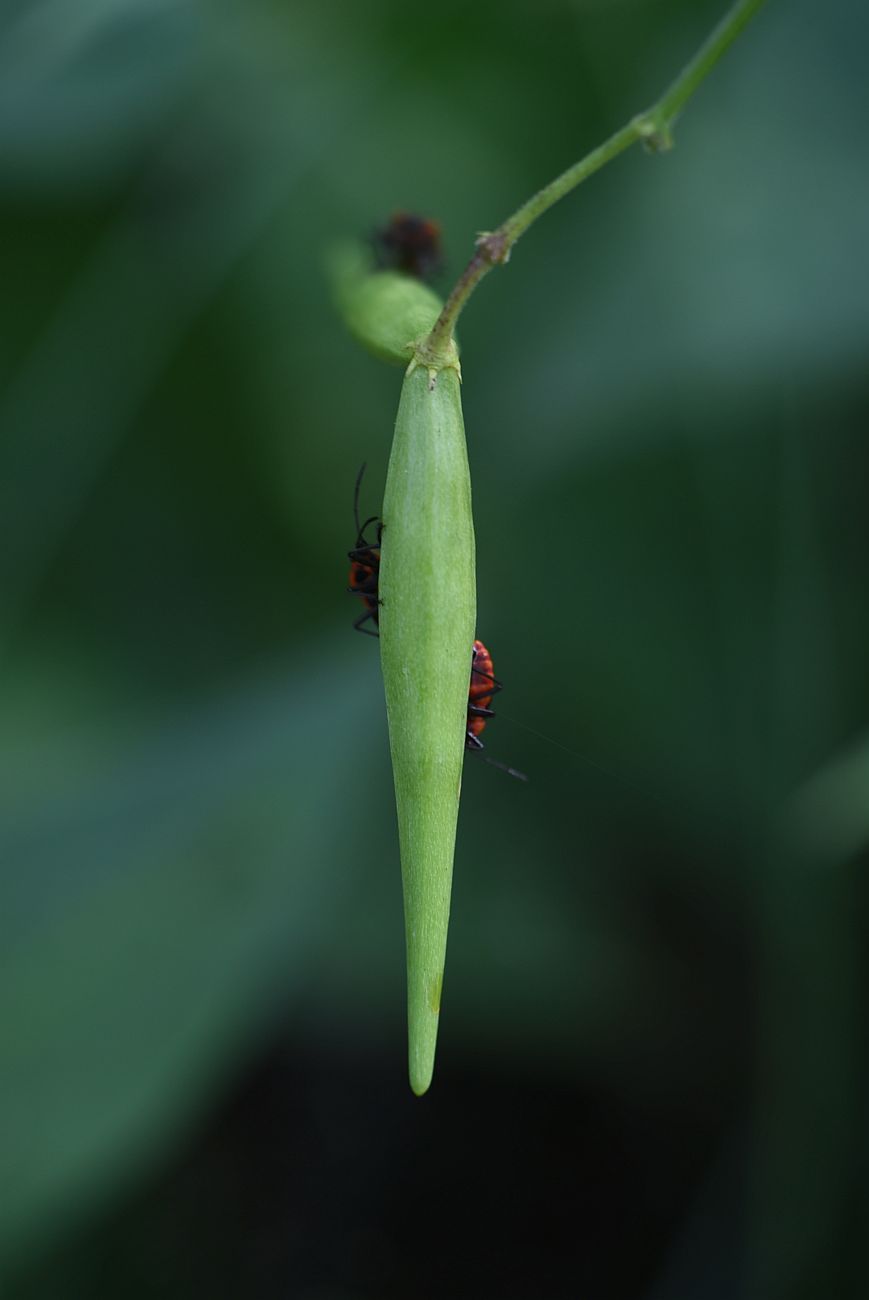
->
[466, 639, 500, 750]
[347, 464, 382, 637]
[465, 640, 526, 779]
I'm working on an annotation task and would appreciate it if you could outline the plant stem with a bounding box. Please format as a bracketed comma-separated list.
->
[424, 0, 770, 358]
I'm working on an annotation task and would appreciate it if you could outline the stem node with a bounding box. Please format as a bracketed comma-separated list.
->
[475, 231, 511, 265]
[636, 112, 675, 154]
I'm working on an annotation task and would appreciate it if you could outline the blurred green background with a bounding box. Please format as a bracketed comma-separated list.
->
[1, 0, 867, 1296]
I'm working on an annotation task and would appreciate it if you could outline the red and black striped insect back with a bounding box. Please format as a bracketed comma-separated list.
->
[373, 212, 443, 281]
[347, 463, 382, 637]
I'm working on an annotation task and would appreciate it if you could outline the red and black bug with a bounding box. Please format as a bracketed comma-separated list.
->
[347, 464, 382, 637]
[373, 212, 443, 281]
[466, 639, 499, 750]
[466, 640, 527, 780]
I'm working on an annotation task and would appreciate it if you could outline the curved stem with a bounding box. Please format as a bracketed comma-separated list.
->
[425, 0, 770, 358]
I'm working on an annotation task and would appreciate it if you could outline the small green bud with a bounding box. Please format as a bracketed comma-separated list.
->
[379, 343, 474, 1095]
[329, 242, 449, 368]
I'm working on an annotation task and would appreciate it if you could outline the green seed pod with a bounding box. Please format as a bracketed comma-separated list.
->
[328, 242, 447, 368]
[379, 344, 475, 1095]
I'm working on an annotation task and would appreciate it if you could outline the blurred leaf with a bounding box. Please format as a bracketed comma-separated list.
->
[0, 649, 382, 1276]
[781, 731, 869, 869]
[0, 0, 199, 190]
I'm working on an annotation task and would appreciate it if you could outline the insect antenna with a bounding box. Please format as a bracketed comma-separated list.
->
[353, 462, 367, 539]
[481, 754, 528, 782]
[492, 707, 653, 798]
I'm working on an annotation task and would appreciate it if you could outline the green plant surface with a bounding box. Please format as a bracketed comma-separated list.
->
[379, 354, 474, 1095]
[328, 243, 447, 367]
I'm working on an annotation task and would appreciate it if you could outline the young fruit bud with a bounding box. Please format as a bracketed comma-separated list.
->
[379, 342, 474, 1095]
[329, 242, 447, 368]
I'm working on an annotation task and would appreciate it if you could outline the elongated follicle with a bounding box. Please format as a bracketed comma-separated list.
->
[379, 343, 475, 1095]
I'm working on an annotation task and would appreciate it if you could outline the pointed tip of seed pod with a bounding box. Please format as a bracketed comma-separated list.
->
[408, 1034, 436, 1096]
[410, 1070, 432, 1098]
[407, 970, 444, 1095]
